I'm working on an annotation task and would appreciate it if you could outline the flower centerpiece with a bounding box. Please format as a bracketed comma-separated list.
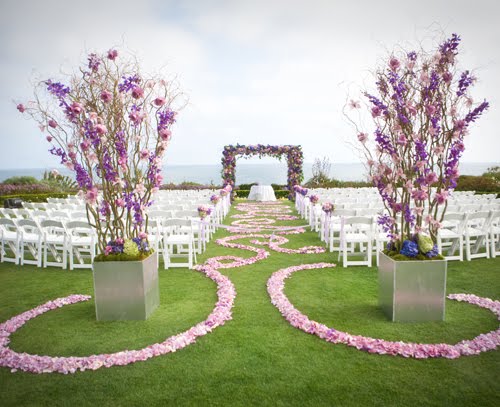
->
[347, 33, 488, 260]
[309, 194, 320, 204]
[347, 33, 488, 322]
[17, 47, 182, 320]
[198, 205, 212, 219]
[321, 202, 334, 214]
[210, 194, 220, 204]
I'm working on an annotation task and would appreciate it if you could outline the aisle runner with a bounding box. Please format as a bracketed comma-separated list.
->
[0, 201, 324, 374]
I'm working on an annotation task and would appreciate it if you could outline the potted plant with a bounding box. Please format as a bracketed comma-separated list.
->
[17, 48, 182, 320]
[347, 34, 488, 322]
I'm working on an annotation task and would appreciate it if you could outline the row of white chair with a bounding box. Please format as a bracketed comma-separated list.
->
[324, 210, 499, 267]
[0, 218, 94, 270]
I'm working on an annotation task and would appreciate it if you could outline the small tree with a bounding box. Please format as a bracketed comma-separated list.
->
[310, 156, 332, 186]
[346, 34, 488, 257]
[17, 49, 182, 256]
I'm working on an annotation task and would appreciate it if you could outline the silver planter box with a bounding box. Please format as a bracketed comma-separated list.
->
[378, 252, 447, 322]
[93, 253, 160, 321]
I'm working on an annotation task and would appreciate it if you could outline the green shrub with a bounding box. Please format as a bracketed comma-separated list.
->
[1, 176, 39, 185]
[455, 175, 499, 193]
[235, 189, 289, 199]
[41, 171, 78, 192]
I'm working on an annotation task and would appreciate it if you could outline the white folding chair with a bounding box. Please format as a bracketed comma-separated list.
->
[0, 218, 19, 264]
[326, 209, 357, 251]
[65, 221, 96, 270]
[16, 219, 43, 267]
[162, 219, 197, 269]
[464, 211, 493, 261]
[340, 216, 374, 267]
[146, 218, 165, 267]
[40, 219, 67, 269]
[489, 210, 500, 258]
[437, 212, 468, 261]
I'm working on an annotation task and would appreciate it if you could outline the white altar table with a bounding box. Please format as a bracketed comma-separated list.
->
[248, 185, 276, 201]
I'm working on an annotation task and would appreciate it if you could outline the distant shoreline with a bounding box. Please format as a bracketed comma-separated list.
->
[0, 162, 497, 185]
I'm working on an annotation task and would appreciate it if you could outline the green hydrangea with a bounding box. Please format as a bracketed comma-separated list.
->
[123, 239, 139, 257]
[417, 234, 434, 254]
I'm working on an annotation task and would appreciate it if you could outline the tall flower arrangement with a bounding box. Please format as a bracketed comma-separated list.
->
[17, 48, 181, 256]
[347, 34, 488, 256]
[221, 144, 304, 199]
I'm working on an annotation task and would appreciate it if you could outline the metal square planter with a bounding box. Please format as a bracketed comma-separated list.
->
[93, 252, 160, 321]
[378, 251, 447, 322]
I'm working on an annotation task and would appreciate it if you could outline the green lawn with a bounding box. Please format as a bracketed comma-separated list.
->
[1, 200, 499, 406]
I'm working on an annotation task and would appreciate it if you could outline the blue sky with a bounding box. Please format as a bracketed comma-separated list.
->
[1, 0, 499, 169]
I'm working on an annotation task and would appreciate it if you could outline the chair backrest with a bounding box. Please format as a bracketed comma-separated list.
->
[466, 211, 493, 231]
[70, 211, 88, 220]
[0, 217, 17, 232]
[40, 219, 66, 235]
[174, 210, 198, 219]
[332, 209, 357, 217]
[65, 221, 94, 236]
[163, 218, 193, 234]
[50, 210, 71, 219]
[16, 219, 41, 234]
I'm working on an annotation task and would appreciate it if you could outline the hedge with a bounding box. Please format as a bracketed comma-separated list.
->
[235, 190, 289, 199]
[0, 193, 73, 206]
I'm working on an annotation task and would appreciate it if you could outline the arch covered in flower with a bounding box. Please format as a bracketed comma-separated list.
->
[221, 144, 304, 199]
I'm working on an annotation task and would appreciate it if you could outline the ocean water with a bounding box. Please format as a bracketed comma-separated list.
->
[0, 162, 497, 185]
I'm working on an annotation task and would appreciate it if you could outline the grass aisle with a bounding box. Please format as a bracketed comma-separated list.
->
[1, 199, 499, 406]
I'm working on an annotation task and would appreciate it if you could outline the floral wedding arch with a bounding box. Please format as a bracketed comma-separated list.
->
[221, 144, 304, 199]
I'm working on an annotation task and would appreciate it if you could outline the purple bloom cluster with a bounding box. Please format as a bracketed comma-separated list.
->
[374, 129, 396, 155]
[74, 162, 92, 189]
[45, 80, 70, 100]
[457, 70, 475, 97]
[118, 74, 141, 93]
[87, 53, 101, 72]
[465, 100, 489, 124]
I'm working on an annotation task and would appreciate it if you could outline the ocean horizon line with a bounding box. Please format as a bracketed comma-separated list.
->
[0, 161, 497, 185]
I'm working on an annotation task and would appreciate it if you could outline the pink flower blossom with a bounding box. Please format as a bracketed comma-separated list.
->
[397, 134, 407, 146]
[159, 128, 171, 141]
[95, 124, 108, 135]
[115, 198, 125, 207]
[139, 149, 150, 160]
[349, 100, 361, 109]
[48, 119, 58, 128]
[107, 49, 118, 60]
[85, 187, 99, 205]
[131, 86, 144, 99]
[442, 71, 452, 83]
[357, 132, 368, 143]
[64, 161, 74, 171]
[138, 232, 148, 240]
[100, 90, 113, 103]
[389, 57, 400, 71]
[154, 97, 166, 106]
[425, 172, 438, 185]
[16, 104, 26, 113]
[46, 135, 53, 142]
[371, 106, 382, 118]
[105, 246, 112, 255]
[435, 190, 449, 205]
[425, 104, 437, 116]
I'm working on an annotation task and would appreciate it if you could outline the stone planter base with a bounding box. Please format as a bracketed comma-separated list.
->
[378, 252, 447, 322]
[93, 253, 160, 321]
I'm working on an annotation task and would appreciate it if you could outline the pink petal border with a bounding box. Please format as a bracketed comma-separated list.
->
[267, 263, 500, 359]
